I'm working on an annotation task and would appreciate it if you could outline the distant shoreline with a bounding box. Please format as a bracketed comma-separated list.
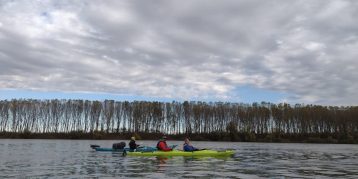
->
[1, 99, 357, 144]
[0, 131, 357, 144]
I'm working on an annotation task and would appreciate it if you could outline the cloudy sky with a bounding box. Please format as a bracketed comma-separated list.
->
[0, 0, 357, 105]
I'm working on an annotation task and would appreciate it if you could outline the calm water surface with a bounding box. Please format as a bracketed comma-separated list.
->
[0, 139, 357, 178]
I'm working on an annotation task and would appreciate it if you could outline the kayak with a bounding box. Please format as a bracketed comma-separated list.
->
[90, 144, 234, 157]
[93, 146, 156, 152]
[90, 145, 177, 152]
[125, 149, 235, 157]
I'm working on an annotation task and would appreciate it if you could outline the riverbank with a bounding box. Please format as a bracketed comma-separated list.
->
[0, 131, 357, 144]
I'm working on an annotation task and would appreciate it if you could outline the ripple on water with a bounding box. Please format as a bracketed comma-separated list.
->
[1, 140, 358, 178]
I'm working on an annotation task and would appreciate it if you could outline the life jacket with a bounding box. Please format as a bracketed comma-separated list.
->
[157, 141, 171, 151]
[157, 141, 166, 149]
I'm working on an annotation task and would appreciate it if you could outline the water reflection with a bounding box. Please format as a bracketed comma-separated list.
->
[0, 140, 357, 178]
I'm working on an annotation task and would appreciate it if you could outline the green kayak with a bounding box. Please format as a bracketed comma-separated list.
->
[125, 149, 235, 157]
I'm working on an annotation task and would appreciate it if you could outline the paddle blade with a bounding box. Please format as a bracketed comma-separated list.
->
[90, 144, 100, 149]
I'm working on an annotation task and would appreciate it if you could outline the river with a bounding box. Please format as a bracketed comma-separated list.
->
[0, 139, 357, 178]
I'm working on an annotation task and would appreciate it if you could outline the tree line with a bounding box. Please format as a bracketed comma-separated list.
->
[0, 99, 357, 143]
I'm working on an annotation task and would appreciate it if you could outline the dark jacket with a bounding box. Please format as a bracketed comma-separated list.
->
[129, 140, 138, 150]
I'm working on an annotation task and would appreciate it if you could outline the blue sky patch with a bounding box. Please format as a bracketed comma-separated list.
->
[233, 85, 288, 104]
[0, 87, 289, 104]
[0, 89, 173, 102]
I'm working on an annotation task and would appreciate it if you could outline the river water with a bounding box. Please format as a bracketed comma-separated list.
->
[0, 139, 357, 178]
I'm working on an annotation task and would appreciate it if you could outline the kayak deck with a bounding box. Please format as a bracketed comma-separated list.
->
[91, 145, 177, 152]
[126, 149, 235, 157]
[94, 146, 156, 152]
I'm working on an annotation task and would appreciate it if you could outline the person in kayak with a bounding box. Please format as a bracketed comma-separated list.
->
[157, 136, 172, 151]
[183, 138, 199, 151]
[129, 136, 140, 151]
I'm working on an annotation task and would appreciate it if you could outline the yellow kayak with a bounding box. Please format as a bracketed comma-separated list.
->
[125, 149, 235, 157]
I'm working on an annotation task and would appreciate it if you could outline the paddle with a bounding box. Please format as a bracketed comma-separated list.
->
[90, 144, 100, 149]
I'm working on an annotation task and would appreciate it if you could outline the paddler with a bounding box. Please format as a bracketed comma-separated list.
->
[183, 138, 199, 151]
[129, 136, 140, 151]
[157, 136, 172, 151]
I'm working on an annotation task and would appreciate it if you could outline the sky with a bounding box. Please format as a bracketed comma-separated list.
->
[0, 0, 357, 105]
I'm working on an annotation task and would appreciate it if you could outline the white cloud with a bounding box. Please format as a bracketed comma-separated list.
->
[304, 42, 325, 51]
[0, 0, 357, 105]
